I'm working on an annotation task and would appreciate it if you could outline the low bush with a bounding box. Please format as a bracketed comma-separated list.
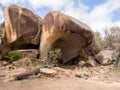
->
[8, 50, 22, 62]
[44, 47, 62, 67]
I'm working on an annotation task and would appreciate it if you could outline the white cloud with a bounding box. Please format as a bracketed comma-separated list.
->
[85, 0, 120, 32]
[0, 0, 12, 5]
[29, 0, 71, 10]
[58, 0, 120, 32]
[62, 1, 88, 21]
[114, 21, 120, 26]
[0, 0, 25, 5]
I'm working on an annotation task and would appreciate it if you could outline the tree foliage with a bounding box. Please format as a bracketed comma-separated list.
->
[104, 26, 120, 51]
[0, 21, 4, 37]
[93, 26, 120, 51]
[94, 31, 104, 50]
[0, 21, 4, 27]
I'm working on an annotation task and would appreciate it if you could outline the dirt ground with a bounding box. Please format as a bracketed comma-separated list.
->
[1, 64, 120, 90]
[0, 78, 120, 90]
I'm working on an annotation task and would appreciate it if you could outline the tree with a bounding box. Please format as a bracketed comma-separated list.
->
[94, 31, 104, 50]
[104, 26, 120, 51]
[0, 21, 4, 27]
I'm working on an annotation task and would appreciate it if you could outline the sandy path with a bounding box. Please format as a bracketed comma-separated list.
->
[0, 78, 120, 90]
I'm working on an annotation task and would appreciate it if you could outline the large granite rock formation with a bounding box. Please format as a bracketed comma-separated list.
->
[40, 11, 94, 64]
[0, 5, 42, 56]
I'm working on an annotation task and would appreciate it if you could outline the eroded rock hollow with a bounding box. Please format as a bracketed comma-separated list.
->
[40, 11, 94, 64]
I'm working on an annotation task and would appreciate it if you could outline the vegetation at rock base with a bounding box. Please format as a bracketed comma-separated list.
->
[8, 50, 22, 62]
[0, 21, 4, 36]
[43, 47, 62, 67]
[83, 62, 92, 67]
[0, 21, 4, 27]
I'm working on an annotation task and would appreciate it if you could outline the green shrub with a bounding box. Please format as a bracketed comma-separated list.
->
[44, 47, 62, 67]
[0, 21, 5, 28]
[8, 50, 22, 62]
[83, 62, 92, 67]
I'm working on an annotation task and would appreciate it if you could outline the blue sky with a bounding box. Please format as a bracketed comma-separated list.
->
[0, 0, 120, 33]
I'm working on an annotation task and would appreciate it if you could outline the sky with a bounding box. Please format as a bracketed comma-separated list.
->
[0, 0, 120, 33]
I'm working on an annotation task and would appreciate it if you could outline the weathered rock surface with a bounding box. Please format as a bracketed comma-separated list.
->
[95, 50, 118, 65]
[0, 54, 2, 60]
[0, 5, 42, 56]
[12, 58, 40, 67]
[12, 58, 32, 67]
[40, 68, 57, 76]
[16, 49, 39, 59]
[78, 60, 86, 67]
[40, 11, 94, 64]
[0, 26, 4, 37]
[87, 56, 97, 67]
[0, 61, 8, 66]
[4, 4, 42, 45]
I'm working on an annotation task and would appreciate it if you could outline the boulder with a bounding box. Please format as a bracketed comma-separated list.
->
[0, 26, 4, 37]
[95, 50, 118, 65]
[87, 56, 97, 67]
[0, 54, 2, 60]
[0, 5, 42, 56]
[12, 58, 32, 67]
[4, 4, 42, 45]
[0, 61, 8, 66]
[78, 60, 86, 67]
[12, 57, 40, 67]
[40, 11, 93, 64]
[16, 49, 39, 59]
[0, 37, 1, 45]
[40, 68, 57, 76]
[0, 33, 11, 56]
